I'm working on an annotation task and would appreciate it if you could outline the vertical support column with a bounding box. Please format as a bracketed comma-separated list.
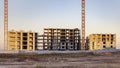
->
[114, 34, 116, 49]
[7, 32, 9, 50]
[27, 32, 29, 50]
[15, 32, 17, 50]
[43, 34, 45, 50]
[33, 33, 35, 50]
[81, 0, 86, 50]
[4, 0, 8, 50]
[20, 32, 23, 50]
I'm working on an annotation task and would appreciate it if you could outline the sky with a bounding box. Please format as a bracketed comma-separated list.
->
[0, 0, 120, 50]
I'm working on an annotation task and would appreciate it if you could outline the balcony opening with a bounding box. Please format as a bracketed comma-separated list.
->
[23, 42, 27, 45]
[23, 37, 27, 40]
[103, 42, 106, 44]
[62, 43, 65, 45]
[23, 46, 27, 49]
[23, 33, 27, 36]
[62, 46, 65, 48]
[103, 46, 106, 48]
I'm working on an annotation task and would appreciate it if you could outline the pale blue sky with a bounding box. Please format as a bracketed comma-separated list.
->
[0, 0, 120, 50]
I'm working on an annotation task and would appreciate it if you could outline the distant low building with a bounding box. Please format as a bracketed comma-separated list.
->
[88, 34, 116, 50]
[39, 28, 81, 50]
[8, 30, 37, 50]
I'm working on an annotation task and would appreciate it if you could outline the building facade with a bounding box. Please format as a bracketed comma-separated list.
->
[36, 35, 44, 50]
[8, 30, 37, 50]
[40, 28, 80, 50]
[88, 34, 116, 50]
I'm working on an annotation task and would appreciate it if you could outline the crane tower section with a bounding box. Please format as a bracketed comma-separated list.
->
[4, 0, 8, 50]
[81, 0, 86, 50]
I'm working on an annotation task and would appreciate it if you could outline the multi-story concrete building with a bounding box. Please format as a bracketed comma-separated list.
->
[88, 34, 116, 50]
[8, 30, 37, 50]
[39, 28, 80, 50]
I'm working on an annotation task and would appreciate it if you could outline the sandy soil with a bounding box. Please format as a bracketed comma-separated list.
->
[0, 52, 120, 68]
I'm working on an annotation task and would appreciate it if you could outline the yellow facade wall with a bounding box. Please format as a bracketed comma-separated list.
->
[88, 34, 116, 50]
[8, 30, 36, 51]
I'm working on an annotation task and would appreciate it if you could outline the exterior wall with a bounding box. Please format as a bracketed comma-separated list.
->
[41, 28, 80, 50]
[85, 37, 89, 50]
[8, 30, 37, 50]
[88, 34, 116, 50]
[37, 35, 44, 50]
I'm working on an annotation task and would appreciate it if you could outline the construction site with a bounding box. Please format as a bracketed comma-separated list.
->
[0, 0, 120, 68]
[2, 0, 117, 51]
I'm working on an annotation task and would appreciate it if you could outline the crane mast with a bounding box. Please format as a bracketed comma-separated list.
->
[81, 0, 86, 50]
[4, 0, 8, 50]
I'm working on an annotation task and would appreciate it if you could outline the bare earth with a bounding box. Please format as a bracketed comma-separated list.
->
[0, 52, 120, 68]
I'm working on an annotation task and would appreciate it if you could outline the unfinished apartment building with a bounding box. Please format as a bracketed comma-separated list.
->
[8, 30, 37, 50]
[88, 34, 116, 50]
[41, 28, 80, 50]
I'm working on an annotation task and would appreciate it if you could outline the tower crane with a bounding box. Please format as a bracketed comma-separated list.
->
[81, 0, 86, 50]
[4, 0, 8, 50]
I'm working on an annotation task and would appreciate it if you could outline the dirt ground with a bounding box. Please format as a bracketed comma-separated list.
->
[0, 52, 120, 68]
